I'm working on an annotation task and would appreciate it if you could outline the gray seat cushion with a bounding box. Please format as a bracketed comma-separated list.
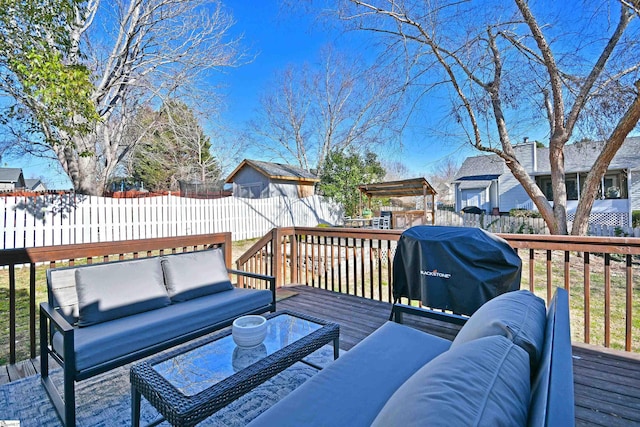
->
[247, 321, 452, 427]
[54, 288, 273, 372]
[451, 289, 546, 369]
[75, 257, 170, 327]
[161, 249, 234, 302]
[371, 335, 531, 427]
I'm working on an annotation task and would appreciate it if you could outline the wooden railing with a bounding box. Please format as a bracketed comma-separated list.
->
[0, 233, 232, 365]
[237, 227, 640, 353]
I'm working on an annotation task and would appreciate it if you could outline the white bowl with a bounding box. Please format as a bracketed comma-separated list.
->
[232, 315, 267, 348]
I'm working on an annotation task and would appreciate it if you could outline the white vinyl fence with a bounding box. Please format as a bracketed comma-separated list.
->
[435, 210, 640, 236]
[0, 194, 342, 249]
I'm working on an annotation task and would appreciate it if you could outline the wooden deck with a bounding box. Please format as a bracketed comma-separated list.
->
[3, 285, 640, 426]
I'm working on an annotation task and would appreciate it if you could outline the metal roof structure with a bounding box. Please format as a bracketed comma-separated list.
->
[357, 177, 437, 198]
[358, 177, 437, 225]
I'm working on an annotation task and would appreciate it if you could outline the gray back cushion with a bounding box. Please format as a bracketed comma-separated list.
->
[76, 257, 170, 327]
[451, 289, 546, 369]
[372, 335, 531, 427]
[161, 249, 233, 302]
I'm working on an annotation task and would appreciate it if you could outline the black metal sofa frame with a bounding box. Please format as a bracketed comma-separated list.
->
[39, 250, 276, 427]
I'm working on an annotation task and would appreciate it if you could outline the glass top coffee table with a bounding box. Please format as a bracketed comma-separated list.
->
[130, 310, 340, 427]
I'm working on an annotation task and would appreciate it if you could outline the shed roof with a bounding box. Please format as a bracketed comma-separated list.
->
[225, 159, 319, 184]
[358, 177, 437, 198]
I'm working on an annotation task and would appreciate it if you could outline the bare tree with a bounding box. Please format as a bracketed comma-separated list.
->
[249, 46, 404, 172]
[3, 0, 242, 195]
[337, 0, 640, 234]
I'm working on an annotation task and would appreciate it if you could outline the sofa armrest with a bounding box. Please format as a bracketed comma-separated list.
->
[529, 287, 575, 427]
[392, 303, 468, 326]
[229, 269, 276, 310]
[40, 302, 75, 334]
[40, 302, 76, 369]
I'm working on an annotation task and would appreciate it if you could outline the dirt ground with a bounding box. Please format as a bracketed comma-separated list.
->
[231, 238, 260, 264]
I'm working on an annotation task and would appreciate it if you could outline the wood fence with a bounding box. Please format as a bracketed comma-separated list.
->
[237, 227, 640, 354]
[0, 194, 341, 249]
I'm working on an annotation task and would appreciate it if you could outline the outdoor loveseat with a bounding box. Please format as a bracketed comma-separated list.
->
[248, 288, 574, 426]
[39, 247, 276, 427]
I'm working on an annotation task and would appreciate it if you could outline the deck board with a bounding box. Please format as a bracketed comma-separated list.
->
[2, 284, 640, 426]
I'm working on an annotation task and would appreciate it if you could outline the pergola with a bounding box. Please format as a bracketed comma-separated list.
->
[357, 177, 437, 226]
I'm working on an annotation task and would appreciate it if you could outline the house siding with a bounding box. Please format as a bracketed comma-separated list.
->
[498, 173, 532, 211]
[629, 168, 640, 211]
[269, 180, 302, 198]
[232, 168, 270, 198]
[513, 142, 536, 172]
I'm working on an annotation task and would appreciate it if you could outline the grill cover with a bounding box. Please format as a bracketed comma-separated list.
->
[392, 226, 522, 316]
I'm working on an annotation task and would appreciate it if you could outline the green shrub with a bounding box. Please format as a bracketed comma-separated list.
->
[509, 208, 542, 218]
[632, 210, 640, 228]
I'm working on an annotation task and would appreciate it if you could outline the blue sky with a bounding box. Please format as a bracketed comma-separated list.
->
[218, 1, 480, 175]
[2, 0, 553, 189]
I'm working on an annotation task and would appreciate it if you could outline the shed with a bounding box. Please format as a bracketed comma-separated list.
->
[358, 177, 437, 227]
[225, 159, 319, 199]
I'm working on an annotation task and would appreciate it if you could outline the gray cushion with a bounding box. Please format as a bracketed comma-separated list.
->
[451, 289, 546, 369]
[372, 335, 531, 427]
[75, 257, 170, 327]
[247, 321, 452, 427]
[54, 288, 273, 372]
[161, 249, 233, 302]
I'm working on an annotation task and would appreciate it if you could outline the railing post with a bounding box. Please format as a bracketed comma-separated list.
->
[272, 228, 283, 289]
[291, 229, 298, 284]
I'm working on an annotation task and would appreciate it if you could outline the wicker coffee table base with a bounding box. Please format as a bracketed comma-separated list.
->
[130, 311, 339, 427]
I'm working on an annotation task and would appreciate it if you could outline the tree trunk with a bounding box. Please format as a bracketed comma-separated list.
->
[549, 138, 569, 235]
[572, 80, 640, 235]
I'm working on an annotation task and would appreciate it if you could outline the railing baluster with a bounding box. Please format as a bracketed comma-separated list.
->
[604, 253, 611, 347]
[546, 250, 553, 302]
[369, 239, 374, 301]
[564, 251, 570, 292]
[345, 238, 350, 295]
[626, 254, 633, 352]
[324, 236, 329, 290]
[387, 240, 393, 303]
[29, 263, 36, 359]
[529, 249, 535, 292]
[338, 237, 343, 294]
[9, 264, 16, 364]
[360, 238, 365, 298]
[330, 237, 335, 292]
[584, 252, 591, 344]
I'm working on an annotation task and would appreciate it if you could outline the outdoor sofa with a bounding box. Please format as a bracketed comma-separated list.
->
[248, 288, 574, 426]
[39, 247, 276, 427]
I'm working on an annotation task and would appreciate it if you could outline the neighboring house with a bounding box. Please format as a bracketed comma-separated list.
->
[225, 159, 319, 199]
[453, 137, 640, 226]
[25, 178, 46, 192]
[0, 168, 26, 191]
[433, 181, 454, 205]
